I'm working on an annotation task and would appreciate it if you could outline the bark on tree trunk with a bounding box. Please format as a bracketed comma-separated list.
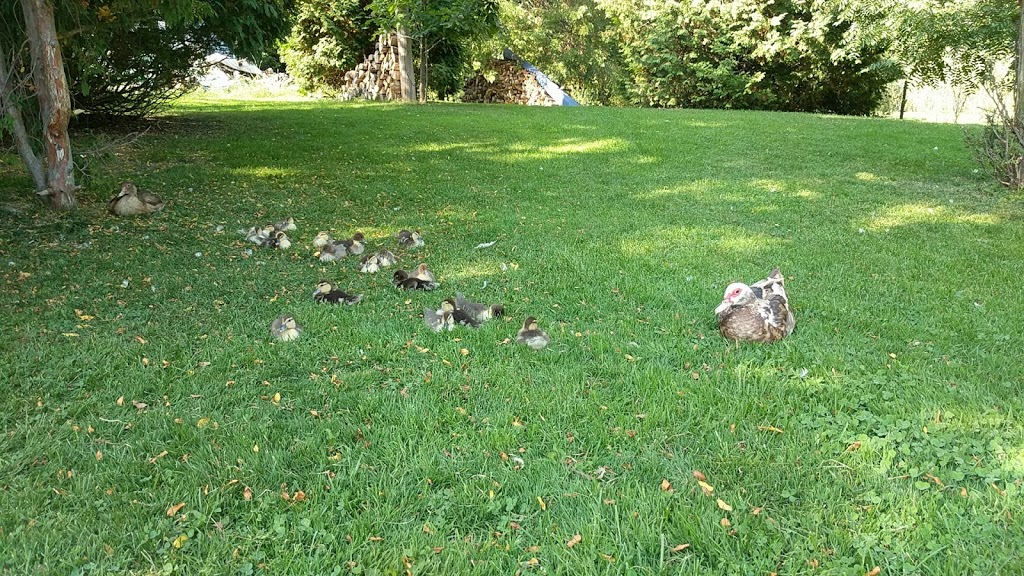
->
[418, 34, 427, 103]
[0, 46, 46, 191]
[1016, 0, 1024, 126]
[21, 0, 77, 211]
[396, 27, 416, 102]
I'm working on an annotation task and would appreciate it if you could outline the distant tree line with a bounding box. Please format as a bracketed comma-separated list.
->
[3, 0, 1024, 210]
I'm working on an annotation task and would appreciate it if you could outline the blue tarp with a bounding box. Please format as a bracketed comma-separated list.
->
[503, 49, 580, 106]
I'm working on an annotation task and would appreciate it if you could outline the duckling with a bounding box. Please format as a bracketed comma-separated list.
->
[340, 232, 366, 255]
[243, 223, 275, 244]
[108, 181, 165, 216]
[273, 217, 297, 232]
[318, 239, 348, 263]
[396, 229, 424, 248]
[440, 298, 481, 328]
[261, 230, 292, 250]
[454, 292, 504, 322]
[392, 269, 437, 290]
[313, 231, 333, 249]
[411, 263, 437, 284]
[359, 252, 381, 274]
[423, 307, 454, 332]
[376, 249, 397, 267]
[270, 314, 303, 341]
[516, 316, 550, 350]
[312, 281, 363, 305]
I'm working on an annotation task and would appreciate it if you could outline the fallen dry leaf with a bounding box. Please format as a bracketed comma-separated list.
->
[865, 567, 881, 576]
[751, 506, 763, 515]
[566, 533, 581, 548]
[671, 544, 691, 553]
[196, 417, 210, 429]
[243, 486, 252, 501]
[599, 553, 615, 562]
[166, 502, 185, 517]
[95, 451, 103, 461]
[293, 490, 306, 502]
[692, 470, 707, 482]
[172, 534, 187, 549]
[536, 496, 547, 511]
[252, 443, 259, 453]
[716, 499, 733, 512]
[697, 480, 715, 496]
[369, 536, 383, 542]
[132, 401, 147, 412]
[271, 392, 281, 405]
[148, 450, 168, 464]
[757, 425, 784, 434]
[660, 478, 673, 492]
[720, 518, 731, 528]
[846, 441, 862, 452]
[116, 396, 125, 406]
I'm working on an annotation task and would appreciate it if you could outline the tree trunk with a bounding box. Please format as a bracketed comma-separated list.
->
[1016, 0, 1024, 126]
[0, 46, 46, 191]
[396, 27, 416, 102]
[21, 0, 77, 211]
[418, 34, 427, 103]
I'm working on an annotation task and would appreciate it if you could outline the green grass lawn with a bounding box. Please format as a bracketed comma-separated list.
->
[1, 98, 1023, 575]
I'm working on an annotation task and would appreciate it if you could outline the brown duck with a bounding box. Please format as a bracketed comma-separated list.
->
[714, 268, 795, 343]
[108, 182, 164, 216]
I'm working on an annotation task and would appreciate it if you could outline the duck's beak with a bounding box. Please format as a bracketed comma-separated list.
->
[714, 300, 731, 315]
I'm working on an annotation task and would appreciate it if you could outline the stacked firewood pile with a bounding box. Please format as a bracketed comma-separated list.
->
[339, 34, 403, 101]
[462, 60, 556, 106]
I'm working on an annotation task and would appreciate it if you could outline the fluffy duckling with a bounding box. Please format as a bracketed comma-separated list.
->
[396, 229, 424, 248]
[313, 231, 333, 249]
[360, 249, 397, 273]
[411, 263, 436, 283]
[440, 298, 481, 328]
[340, 232, 366, 255]
[270, 314, 303, 341]
[516, 316, 550, 350]
[715, 268, 795, 343]
[108, 182, 165, 216]
[261, 230, 292, 250]
[273, 217, 297, 232]
[244, 223, 275, 244]
[392, 269, 437, 290]
[312, 281, 363, 305]
[423, 307, 454, 332]
[454, 292, 504, 323]
[318, 239, 348, 263]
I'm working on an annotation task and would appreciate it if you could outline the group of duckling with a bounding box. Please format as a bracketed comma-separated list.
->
[106, 182, 791, 347]
[259, 221, 551, 350]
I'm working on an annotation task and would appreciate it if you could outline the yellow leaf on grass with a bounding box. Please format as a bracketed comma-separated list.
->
[697, 480, 715, 496]
[720, 517, 731, 528]
[692, 470, 707, 482]
[566, 533, 582, 548]
[660, 479, 673, 492]
[243, 486, 253, 501]
[172, 534, 187, 549]
[671, 544, 691, 553]
[536, 496, 547, 511]
[865, 567, 881, 576]
[252, 443, 260, 453]
[716, 499, 733, 512]
[196, 418, 210, 429]
[166, 502, 185, 517]
[460, 348, 469, 356]
[271, 392, 281, 405]
[95, 451, 103, 461]
[757, 425, 784, 434]
[293, 490, 306, 502]
[116, 396, 125, 406]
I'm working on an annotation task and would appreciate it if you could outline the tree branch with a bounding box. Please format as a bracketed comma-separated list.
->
[0, 44, 46, 191]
